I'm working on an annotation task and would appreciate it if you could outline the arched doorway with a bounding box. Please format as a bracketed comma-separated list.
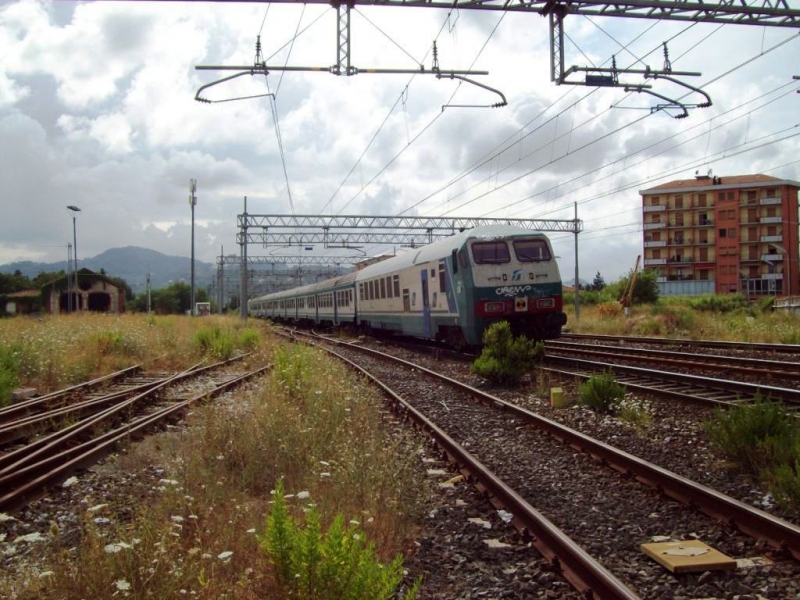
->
[87, 292, 111, 312]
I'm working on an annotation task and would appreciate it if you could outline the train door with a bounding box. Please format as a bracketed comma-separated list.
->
[334, 291, 339, 326]
[420, 269, 432, 339]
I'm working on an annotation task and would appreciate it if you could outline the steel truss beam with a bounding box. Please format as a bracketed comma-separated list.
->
[173, 1, 800, 28]
[217, 255, 366, 265]
[238, 214, 582, 234]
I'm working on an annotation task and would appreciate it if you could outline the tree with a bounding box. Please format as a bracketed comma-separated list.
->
[591, 271, 606, 291]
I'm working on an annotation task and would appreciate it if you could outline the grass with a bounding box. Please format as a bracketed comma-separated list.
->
[705, 398, 800, 514]
[577, 370, 627, 413]
[0, 314, 267, 395]
[4, 334, 429, 599]
[565, 296, 800, 343]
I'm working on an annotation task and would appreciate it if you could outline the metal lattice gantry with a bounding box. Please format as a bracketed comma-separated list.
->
[181, 0, 800, 26]
[235, 213, 583, 317]
[237, 214, 583, 248]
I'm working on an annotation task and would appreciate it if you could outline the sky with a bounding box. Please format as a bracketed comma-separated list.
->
[1, 0, 799, 284]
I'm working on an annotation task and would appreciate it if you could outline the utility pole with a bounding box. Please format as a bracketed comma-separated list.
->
[189, 179, 197, 316]
[146, 271, 151, 316]
[573, 202, 580, 321]
[240, 196, 248, 320]
[67, 243, 72, 313]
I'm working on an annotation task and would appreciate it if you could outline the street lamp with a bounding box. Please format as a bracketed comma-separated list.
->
[189, 179, 197, 316]
[67, 205, 81, 312]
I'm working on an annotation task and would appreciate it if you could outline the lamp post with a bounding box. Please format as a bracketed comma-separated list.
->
[67, 205, 81, 312]
[189, 179, 197, 316]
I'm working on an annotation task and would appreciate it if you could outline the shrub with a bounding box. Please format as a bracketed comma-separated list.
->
[688, 294, 749, 313]
[769, 456, 800, 513]
[0, 345, 21, 407]
[596, 301, 623, 318]
[237, 328, 260, 350]
[261, 480, 420, 600]
[578, 370, 626, 413]
[471, 321, 541, 386]
[705, 397, 800, 475]
[193, 327, 235, 360]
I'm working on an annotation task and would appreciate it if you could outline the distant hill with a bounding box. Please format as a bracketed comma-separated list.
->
[0, 247, 214, 293]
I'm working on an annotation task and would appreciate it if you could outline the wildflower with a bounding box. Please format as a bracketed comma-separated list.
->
[171, 516, 185, 523]
[62, 476, 79, 488]
[104, 542, 132, 553]
[297, 491, 310, 500]
[218, 551, 233, 561]
[320, 472, 331, 478]
[114, 579, 131, 591]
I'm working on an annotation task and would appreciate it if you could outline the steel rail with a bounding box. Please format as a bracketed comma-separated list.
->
[0, 378, 168, 446]
[543, 355, 800, 405]
[0, 365, 143, 424]
[562, 333, 800, 355]
[302, 332, 800, 562]
[284, 332, 639, 600]
[546, 340, 800, 379]
[0, 355, 248, 475]
[0, 367, 268, 513]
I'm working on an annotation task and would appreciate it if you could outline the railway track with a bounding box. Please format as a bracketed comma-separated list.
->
[562, 333, 800, 357]
[283, 329, 800, 599]
[0, 356, 267, 513]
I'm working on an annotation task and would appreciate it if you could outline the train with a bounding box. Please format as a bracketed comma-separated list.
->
[248, 225, 567, 348]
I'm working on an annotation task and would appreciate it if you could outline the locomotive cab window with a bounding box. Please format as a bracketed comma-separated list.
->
[458, 248, 469, 269]
[471, 241, 510, 264]
[514, 239, 551, 262]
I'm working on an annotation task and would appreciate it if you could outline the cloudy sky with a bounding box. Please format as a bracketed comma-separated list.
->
[1, 0, 799, 283]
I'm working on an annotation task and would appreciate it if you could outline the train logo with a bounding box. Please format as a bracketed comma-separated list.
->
[512, 269, 524, 281]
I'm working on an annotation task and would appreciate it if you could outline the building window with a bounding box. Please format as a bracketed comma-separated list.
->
[719, 228, 727, 238]
[675, 195, 684, 209]
[380, 278, 386, 299]
[393, 275, 400, 297]
[697, 193, 707, 207]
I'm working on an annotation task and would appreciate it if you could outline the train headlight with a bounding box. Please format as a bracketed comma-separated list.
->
[536, 298, 555, 309]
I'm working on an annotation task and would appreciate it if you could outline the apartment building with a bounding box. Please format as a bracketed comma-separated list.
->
[640, 174, 800, 297]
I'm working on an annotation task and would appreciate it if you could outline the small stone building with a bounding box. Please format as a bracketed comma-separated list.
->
[1, 290, 41, 316]
[41, 268, 125, 314]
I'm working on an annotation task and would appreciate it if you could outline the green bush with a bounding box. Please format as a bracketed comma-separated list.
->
[769, 457, 800, 513]
[705, 397, 800, 475]
[578, 370, 626, 413]
[688, 294, 750, 313]
[237, 328, 260, 350]
[261, 480, 420, 600]
[471, 321, 542, 386]
[0, 345, 21, 407]
[193, 327, 234, 360]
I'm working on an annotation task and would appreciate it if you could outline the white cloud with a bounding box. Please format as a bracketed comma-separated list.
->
[0, 0, 798, 284]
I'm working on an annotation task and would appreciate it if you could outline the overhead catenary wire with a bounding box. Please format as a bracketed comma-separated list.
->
[447, 30, 799, 221]
[496, 81, 800, 220]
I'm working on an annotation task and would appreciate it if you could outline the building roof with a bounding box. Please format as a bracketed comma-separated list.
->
[0, 290, 40, 299]
[640, 174, 800, 195]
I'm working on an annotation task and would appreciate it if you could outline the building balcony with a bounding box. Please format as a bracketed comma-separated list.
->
[760, 216, 783, 224]
[644, 240, 667, 248]
[644, 258, 667, 265]
[761, 235, 783, 243]
[760, 197, 781, 205]
[644, 223, 666, 230]
[643, 205, 666, 212]
[762, 273, 784, 280]
[668, 257, 693, 264]
[696, 239, 712, 245]
[742, 256, 761, 263]
[761, 254, 784, 262]
[656, 276, 667, 283]
[670, 238, 691, 245]
[696, 220, 714, 227]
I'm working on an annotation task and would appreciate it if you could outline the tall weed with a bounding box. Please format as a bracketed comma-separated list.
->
[261, 480, 419, 600]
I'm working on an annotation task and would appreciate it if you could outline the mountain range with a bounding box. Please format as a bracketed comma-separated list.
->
[0, 247, 214, 293]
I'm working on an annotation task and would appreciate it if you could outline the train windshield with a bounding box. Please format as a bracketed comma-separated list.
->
[513, 239, 551, 262]
[471, 241, 510, 264]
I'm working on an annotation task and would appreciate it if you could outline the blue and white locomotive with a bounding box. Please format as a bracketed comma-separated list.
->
[248, 225, 567, 348]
